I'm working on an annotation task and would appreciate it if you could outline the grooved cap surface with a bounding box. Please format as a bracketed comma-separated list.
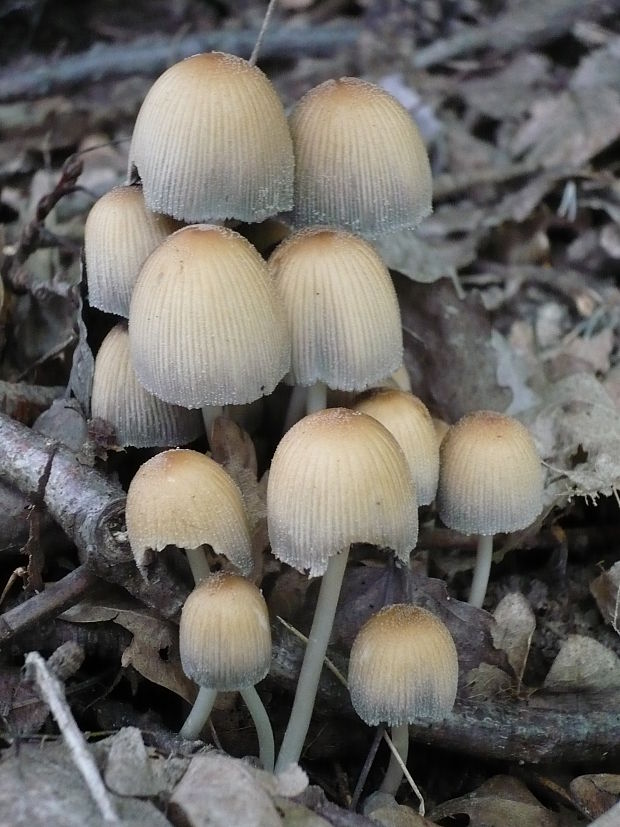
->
[354, 389, 439, 505]
[129, 224, 290, 407]
[91, 323, 202, 448]
[180, 572, 271, 690]
[269, 228, 402, 390]
[290, 78, 432, 238]
[348, 604, 458, 726]
[84, 185, 178, 317]
[129, 52, 294, 222]
[437, 410, 544, 535]
[126, 448, 252, 574]
[267, 408, 418, 576]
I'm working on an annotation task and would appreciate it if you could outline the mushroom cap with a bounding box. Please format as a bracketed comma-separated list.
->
[128, 52, 294, 223]
[91, 322, 203, 448]
[290, 77, 432, 238]
[354, 388, 439, 506]
[126, 448, 252, 575]
[84, 184, 178, 317]
[437, 410, 544, 536]
[348, 604, 458, 727]
[129, 224, 290, 408]
[268, 228, 402, 391]
[267, 408, 418, 577]
[180, 572, 271, 691]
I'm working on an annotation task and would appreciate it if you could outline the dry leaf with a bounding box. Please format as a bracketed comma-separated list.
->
[464, 664, 513, 702]
[571, 774, 620, 820]
[543, 635, 620, 692]
[104, 726, 164, 797]
[492, 593, 536, 688]
[590, 562, 620, 634]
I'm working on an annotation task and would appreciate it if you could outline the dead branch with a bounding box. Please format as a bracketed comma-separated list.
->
[0, 24, 360, 103]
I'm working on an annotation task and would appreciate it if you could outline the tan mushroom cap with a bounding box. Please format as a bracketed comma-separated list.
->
[126, 448, 252, 574]
[180, 572, 271, 691]
[267, 408, 418, 577]
[129, 224, 290, 408]
[290, 77, 432, 238]
[437, 410, 544, 536]
[348, 604, 458, 727]
[91, 323, 202, 448]
[84, 184, 178, 317]
[129, 52, 294, 223]
[269, 228, 402, 391]
[354, 389, 439, 506]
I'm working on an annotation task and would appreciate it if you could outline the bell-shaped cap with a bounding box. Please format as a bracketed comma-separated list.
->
[267, 408, 418, 577]
[269, 228, 402, 391]
[91, 322, 202, 448]
[354, 388, 439, 506]
[129, 224, 290, 408]
[126, 448, 253, 575]
[128, 52, 294, 223]
[84, 184, 178, 317]
[180, 572, 271, 691]
[437, 410, 544, 536]
[348, 604, 458, 726]
[290, 77, 432, 238]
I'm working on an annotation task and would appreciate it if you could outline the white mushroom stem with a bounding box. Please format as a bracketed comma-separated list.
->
[469, 534, 494, 609]
[201, 405, 224, 442]
[275, 547, 349, 772]
[283, 385, 307, 433]
[185, 547, 211, 584]
[240, 686, 275, 773]
[306, 381, 327, 416]
[379, 724, 409, 795]
[179, 685, 218, 739]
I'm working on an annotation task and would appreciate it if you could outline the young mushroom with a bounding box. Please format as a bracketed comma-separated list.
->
[179, 572, 274, 772]
[437, 411, 544, 608]
[348, 604, 458, 797]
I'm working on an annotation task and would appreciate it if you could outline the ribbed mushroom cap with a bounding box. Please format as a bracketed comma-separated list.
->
[267, 408, 418, 577]
[348, 604, 458, 727]
[129, 224, 290, 408]
[128, 52, 294, 223]
[290, 77, 432, 238]
[84, 184, 178, 317]
[437, 410, 544, 536]
[269, 228, 402, 390]
[180, 572, 271, 691]
[354, 389, 438, 506]
[126, 448, 252, 574]
[91, 323, 202, 448]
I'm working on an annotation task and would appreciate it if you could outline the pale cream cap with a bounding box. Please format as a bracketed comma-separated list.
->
[84, 184, 178, 317]
[91, 322, 202, 448]
[348, 604, 458, 726]
[269, 228, 402, 391]
[267, 408, 418, 576]
[354, 389, 439, 506]
[180, 572, 271, 690]
[129, 52, 294, 223]
[290, 78, 432, 238]
[129, 224, 290, 408]
[126, 448, 252, 574]
[437, 410, 544, 536]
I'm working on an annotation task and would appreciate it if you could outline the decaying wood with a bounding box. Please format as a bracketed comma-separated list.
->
[0, 24, 360, 104]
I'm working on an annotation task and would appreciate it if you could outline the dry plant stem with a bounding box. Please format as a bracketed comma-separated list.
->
[179, 686, 218, 740]
[379, 724, 409, 796]
[240, 686, 275, 772]
[469, 534, 494, 609]
[25, 651, 120, 824]
[185, 547, 211, 584]
[306, 381, 327, 416]
[275, 547, 350, 772]
[249, 0, 279, 66]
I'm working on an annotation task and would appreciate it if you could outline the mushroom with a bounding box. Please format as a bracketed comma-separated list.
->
[437, 410, 544, 608]
[126, 448, 252, 583]
[348, 604, 458, 796]
[268, 408, 418, 771]
[290, 77, 432, 238]
[179, 572, 274, 772]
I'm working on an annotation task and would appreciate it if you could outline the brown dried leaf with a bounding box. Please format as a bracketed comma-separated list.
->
[460, 53, 552, 120]
[463, 663, 513, 702]
[492, 593, 536, 688]
[372, 231, 457, 285]
[570, 774, 620, 820]
[104, 726, 164, 797]
[590, 562, 620, 633]
[543, 635, 620, 693]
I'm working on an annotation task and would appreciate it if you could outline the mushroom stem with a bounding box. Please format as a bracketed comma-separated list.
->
[179, 686, 218, 739]
[240, 686, 275, 773]
[283, 385, 307, 433]
[379, 724, 409, 795]
[185, 547, 211, 584]
[469, 534, 494, 608]
[306, 381, 327, 416]
[275, 547, 350, 772]
[201, 405, 224, 442]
